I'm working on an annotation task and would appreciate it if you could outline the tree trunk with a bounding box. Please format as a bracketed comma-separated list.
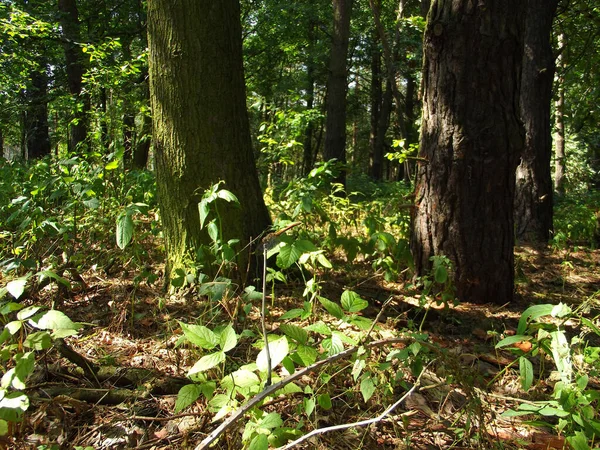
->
[324, 0, 353, 188]
[514, 0, 557, 244]
[302, 20, 316, 176]
[411, 0, 525, 305]
[369, 27, 383, 180]
[554, 32, 566, 194]
[147, 0, 271, 284]
[373, 80, 392, 180]
[58, 0, 89, 152]
[25, 67, 51, 159]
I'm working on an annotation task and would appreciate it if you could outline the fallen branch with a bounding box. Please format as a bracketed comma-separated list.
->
[280, 360, 434, 449]
[194, 336, 411, 450]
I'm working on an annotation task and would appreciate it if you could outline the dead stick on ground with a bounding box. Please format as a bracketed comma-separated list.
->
[280, 360, 435, 450]
[194, 336, 411, 450]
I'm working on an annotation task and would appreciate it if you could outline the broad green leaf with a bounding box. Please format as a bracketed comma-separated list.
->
[116, 213, 134, 249]
[260, 412, 283, 429]
[304, 321, 331, 336]
[5, 321, 22, 335]
[37, 270, 71, 288]
[207, 220, 219, 243]
[36, 310, 78, 331]
[219, 325, 237, 352]
[333, 330, 357, 346]
[519, 356, 533, 391]
[434, 265, 448, 284]
[6, 279, 27, 300]
[317, 393, 332, 410]
[517, 304, 555, 335]
[360, 376, 376, 402]
[551, 303, 571, 318]
[341, 290, 369, 313]
[322, 333, 344, 356]
[249, 433, 268, 450]
[495, 334, 531, 349]
[0, 392, 29, 418]
[304, 397, 315, 416]
[280, 324, 308, 345]
[550, 330, 572, 383]
[2, 352, 35, 390]
[566, 431, 591, 450]
[0, 302, 24, 315]
[198, 200, 210, 228]
[82, 197, 100, 209]
[318, 297, 344, 320]
[105, 160, 119, 170]
[17, 306, 42, 320]
[0, 419, 7, 436]
[295, 345, 318, 366]
[216, 189, 239, 204]
[317, 253, 332, 268]
[257, 337, 289, 372]
[188, 352, 226, 377]
[174, 384, 202, 413]
[221, 369, 260, 390]
[276, 244, 303, 269]
[24, 331, 52, 350]
[180, 323, 218, 349]
[352, 358, 366, 381]
[279, 308, 303, 320]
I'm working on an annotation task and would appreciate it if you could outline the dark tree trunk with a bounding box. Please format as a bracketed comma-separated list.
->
[58, 0, 89, 152]
[514, 0, 557, 244]
[302, 20, 316, 176]
[402, 72, 417, 184]
[25, 67, 51, 159]
[369, 28, 383, 180]
[373, 80, 392, 180]
[411, 0, 525, 305]
[554, 32, 566, 194]
[324, 0, 353, 188]
[133, 108, 151, 170]
[147, 0, 271, 283]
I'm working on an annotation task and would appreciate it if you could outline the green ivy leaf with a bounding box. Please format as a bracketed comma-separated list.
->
[174, 384, 202, 413]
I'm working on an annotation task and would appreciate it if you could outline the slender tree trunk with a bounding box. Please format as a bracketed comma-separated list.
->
[514, 0, 557, 244]
[25, 67, 51, 159]
[554, 32, 566, 194]
[411, 0, 525, 305]
[324, 0, 353, 188]
[302, 20, 316, 176]
[369, 27, 382, 180]
[147, 0, 271, 284]
[373, 80, 392, 180]
[58, 0, 89, 152]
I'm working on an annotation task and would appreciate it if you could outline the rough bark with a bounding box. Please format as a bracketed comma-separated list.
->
[514, 0, 557, 244]
[411, 0, 525, 305]
[58, 0, 89, 152]
[147, 0, 271, 284]
[25, 67, 51, 159]
[324, 0, 353, 188]
[554, 32, 566, 194]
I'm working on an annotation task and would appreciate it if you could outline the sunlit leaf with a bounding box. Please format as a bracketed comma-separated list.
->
[174, 384, 202, 413]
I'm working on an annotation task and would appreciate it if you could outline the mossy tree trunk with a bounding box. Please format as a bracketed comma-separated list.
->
[147, 0, 271, 284]
[411, 0, 525, 304]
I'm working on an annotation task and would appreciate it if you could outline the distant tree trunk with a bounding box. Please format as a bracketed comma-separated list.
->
[411, 0, 525, 305]
[25, 67, 51, 159]
[147, 0, 271, 283]
[554, 32, 566, 194]
[324, 0, 353, 188]
[373, 80, 392, 180]
[133, 107, 151, 170]
[514, 0, 557, 244]
[402, 72, 417, 184]
[369, 27, 383, 180]
[302, 20, 316, 176]
[58, 0, 89, 152]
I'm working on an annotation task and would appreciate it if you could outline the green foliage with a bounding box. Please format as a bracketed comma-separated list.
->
[553, 191, 600, 248]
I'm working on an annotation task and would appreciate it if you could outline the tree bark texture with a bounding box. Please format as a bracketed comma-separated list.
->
[58, 0, 89, 152]
[411, 0, 525, 305]
[514, 0, 557, 244]
[369, 13, 382, 180]
[147, 0, 271, 283]
[554, 32, 566, 194]
[324, 0, 353, 187]
[25, 67, 51, 159]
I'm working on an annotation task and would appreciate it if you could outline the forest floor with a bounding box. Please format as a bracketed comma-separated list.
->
[7, 245, 600, 450]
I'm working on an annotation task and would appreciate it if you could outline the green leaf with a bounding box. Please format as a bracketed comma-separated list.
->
[105, 160, 119, 171]
[249, 433, 268, 450]
[37, 270, 71, 288]
[318, 297, 344, 320]
[6, 279, 27, 300]
[304, 321, 331, 336]
[295, 345, 318, 366]
[2, 352, 35, 390]
[216, 189, 239, 204]
[116, 213, 134, 249]
[352, 358, 366, 381]
[5, 321, 22, 335]
[207, 220, 219, 243]
[174, 384, 202, 413]
[198, 200, 210, 229]
[322, 333, 344, 356]
[279, 309, 303, 320]
[180, 323, 218, 349]
[566, 431, 591, 450]
[280, 324, 308, 345]
[360, 376, 376, 402]
[0, 419, 8, 436]
[257, 336, 289, 372]
[318, 393, 332, 410]
[188, 352, 226, 377]
[495, 335, 531, 349]
[519, 356, 533, 391]
[260, 412, 283, 429]
[551, 303, 571, 318]
[221, 369, 260, 390]
[35, 310, 78, 332]
[276, 243, 303, 269]
[340, 290, 368, 313]
[304, 397, 316, 416]
[517, 304, 555, 335]
[24, 331, 52, 350]
[219, 325, 237, 353]
[17, 306, 42, 320]
[0, 392, 29, 419]
[434, 264, 448, 284]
